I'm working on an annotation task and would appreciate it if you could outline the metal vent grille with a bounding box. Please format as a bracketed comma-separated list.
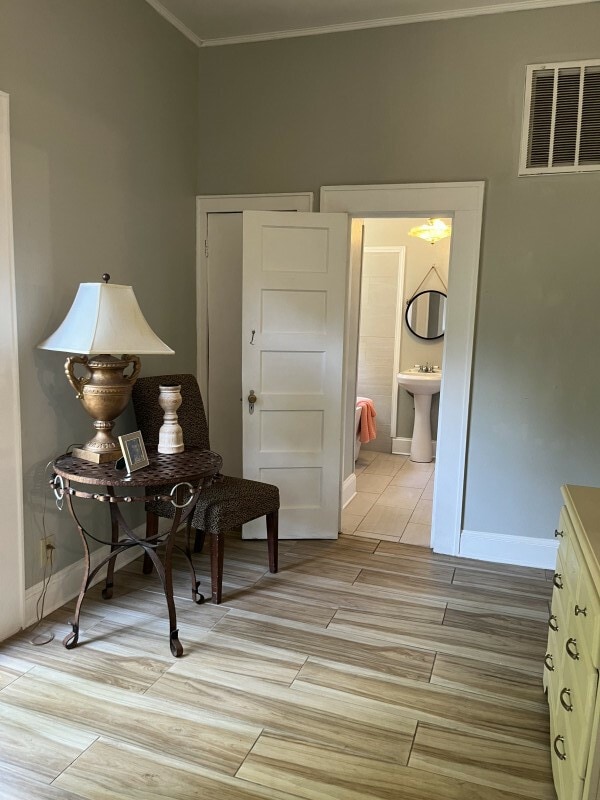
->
[520, 60, 600, 175]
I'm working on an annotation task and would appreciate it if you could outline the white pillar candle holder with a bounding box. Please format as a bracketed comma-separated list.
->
[158, 384, 184, 454]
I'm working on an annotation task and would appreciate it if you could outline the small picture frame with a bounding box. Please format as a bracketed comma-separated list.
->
[118, 431, 149, 474]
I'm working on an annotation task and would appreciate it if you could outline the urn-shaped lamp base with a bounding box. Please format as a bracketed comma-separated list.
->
[65, 354, 141, 463]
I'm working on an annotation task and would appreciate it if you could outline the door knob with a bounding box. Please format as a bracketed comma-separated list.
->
[248, 390, 257, 414]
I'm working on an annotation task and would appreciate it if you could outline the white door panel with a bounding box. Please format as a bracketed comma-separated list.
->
[242, 211, 348, 539]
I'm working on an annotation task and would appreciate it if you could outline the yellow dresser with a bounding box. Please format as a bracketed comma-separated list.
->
[545, 486, 600, 800]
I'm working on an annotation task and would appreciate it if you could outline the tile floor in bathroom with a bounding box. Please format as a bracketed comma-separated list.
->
[342, 450, 434, 546]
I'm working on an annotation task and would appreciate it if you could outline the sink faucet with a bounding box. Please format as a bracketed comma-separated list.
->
[416, 362, 434, 373]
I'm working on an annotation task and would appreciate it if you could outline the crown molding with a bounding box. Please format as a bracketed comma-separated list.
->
[145, 0, 598, 48]
[200, 0, 599, 46]
[144, 0, 204, 47]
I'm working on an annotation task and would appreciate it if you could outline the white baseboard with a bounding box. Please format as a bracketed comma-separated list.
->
[342, 473, 357, 508]
[459, 529, 559, 570]
[24, 520, 171, 628]
[392, 437, 437, 457]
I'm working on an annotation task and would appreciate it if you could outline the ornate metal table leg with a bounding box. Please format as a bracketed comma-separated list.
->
[63, 480, 90, 649]
[110, 493, 190, 657]
[160, 480, 206, 655]
[102, 488, 119, 600]
[164, 487, 185, 657]
[183, 517, 204, 605]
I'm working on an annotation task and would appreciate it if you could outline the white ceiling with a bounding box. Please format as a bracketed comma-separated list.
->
[145, 0, 598, 46]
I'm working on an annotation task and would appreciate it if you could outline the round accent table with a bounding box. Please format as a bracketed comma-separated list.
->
[52, 447, 222, 657]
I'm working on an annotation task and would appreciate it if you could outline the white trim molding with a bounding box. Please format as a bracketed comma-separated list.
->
[392, 437, 437, 458]
[460, 530, 559, 570]
[146, 0, 599, 48]
[196, 193, 313, 415]
[24, 521, 171, 628]
[321, 181, 485, 559]
[0, 91, 25, 641]
[342, 473, 357, 509]
[144, 0, 204, 47]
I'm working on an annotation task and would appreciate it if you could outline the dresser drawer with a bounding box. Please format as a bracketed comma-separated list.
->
[545, 590, 566, 692]
[555, 506, 570, 548]
[573, 563, 600, 668]
[559, 643, 598, 778]
[550, 701, 585, 800]
[551, 545, 569, 618]
[563, 513, 582, 596]
[555, 507, 583, 610]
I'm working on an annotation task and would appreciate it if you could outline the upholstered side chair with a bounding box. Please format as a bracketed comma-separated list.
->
[132, 374, 279, 603]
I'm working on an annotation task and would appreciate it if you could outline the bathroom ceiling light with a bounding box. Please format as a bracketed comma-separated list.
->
[408, 218, 452, 244]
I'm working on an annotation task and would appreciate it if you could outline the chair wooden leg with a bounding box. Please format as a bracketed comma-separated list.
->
[266, 510, 278, 573]
[143, 512, 158, 575]
[193, 529, 206, 553]
[210, 531, 225, 604]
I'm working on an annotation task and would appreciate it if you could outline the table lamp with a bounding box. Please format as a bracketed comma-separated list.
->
[38, 274, 174, 463]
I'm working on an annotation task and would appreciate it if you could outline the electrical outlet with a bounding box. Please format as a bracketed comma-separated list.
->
[40, 534, 56, 566]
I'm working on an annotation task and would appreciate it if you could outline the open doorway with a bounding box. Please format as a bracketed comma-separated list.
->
[322, 182, 484, 558]
[347, 217, 452, 547]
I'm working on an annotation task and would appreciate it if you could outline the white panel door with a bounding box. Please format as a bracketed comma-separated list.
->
[242, 211, 348, 539]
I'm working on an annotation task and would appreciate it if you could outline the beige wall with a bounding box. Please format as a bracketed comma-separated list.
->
[197, 4, 600, 542]
[0, 0, 199, 587]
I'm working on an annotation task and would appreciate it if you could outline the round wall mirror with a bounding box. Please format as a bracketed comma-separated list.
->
[405, 290, 447, 340]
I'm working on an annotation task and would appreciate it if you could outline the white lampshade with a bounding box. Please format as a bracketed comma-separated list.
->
[38, 282, 174, 355]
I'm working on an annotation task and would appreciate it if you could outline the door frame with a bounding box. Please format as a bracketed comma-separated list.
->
[0, 91, 25, 639]
[196, 192, 313, 415]
[321, 182, 485, 557]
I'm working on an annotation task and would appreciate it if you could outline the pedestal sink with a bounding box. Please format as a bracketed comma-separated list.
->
[397, 369, 442, 462]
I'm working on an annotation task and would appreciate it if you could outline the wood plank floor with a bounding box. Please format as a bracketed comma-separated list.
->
[0, 533, 556, 800]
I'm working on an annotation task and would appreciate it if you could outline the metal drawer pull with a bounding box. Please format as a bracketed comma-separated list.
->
[544, 653, 555, 671]
[554, 529, 564, 538]
[560, 688, 573, 712]
[553, 573, 563, 589]
[548, 614, 559, 632]
[553, 735, 567, 761]
[575, 604, 587, 617]
[566, 638, 580, 660]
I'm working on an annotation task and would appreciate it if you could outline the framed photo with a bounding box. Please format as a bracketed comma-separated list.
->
[118, 431, 149, 474]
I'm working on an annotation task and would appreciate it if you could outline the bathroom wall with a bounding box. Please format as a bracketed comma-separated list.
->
[362, 219, 450, 444]
[356, 249, 402, 452]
